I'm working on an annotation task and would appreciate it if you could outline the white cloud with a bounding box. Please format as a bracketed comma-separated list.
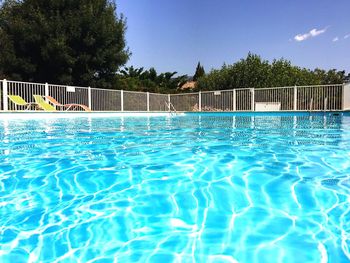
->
[332, 37, 339, 42]
[294, 27, 328, 42]
[344, 34, 350, 39]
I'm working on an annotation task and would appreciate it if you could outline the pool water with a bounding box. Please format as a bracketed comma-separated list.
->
[0, 113, 350, 263]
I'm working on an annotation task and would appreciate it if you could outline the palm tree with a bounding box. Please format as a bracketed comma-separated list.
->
[120, 66, 145, 78]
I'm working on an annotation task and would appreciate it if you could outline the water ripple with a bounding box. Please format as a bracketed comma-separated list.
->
[0, 115, 350, 262]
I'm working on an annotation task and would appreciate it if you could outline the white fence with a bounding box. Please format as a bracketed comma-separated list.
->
[170, 84, 348, 112]
[0, 79, 349, 112]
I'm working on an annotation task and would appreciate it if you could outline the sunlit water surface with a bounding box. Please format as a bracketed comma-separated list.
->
[0, 113, 350, 263]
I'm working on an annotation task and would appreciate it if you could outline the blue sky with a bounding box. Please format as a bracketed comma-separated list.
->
[117, 0, 350, 75]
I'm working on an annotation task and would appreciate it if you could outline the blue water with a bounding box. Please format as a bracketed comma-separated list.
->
[0, 113, 350, 263]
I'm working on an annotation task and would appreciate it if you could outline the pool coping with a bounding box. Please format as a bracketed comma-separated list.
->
[0, 110, 349, 119]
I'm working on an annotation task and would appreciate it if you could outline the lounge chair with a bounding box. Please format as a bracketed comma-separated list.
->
[8, 95, 38, 110]
[45, 95, 91, 112]
[33, 95, 56, 111]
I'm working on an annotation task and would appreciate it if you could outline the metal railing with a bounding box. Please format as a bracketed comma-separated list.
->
[165, 101, 177, 115]
[91, 88, 121, 111]
[309, 98, 314, 112]
[170, 92, 199, 112]
[170, 84, 346, 112]
[0, 79, 349, 112]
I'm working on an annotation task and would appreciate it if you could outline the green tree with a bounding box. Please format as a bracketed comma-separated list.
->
[116, 66, 188, 93]
[0, 0, 130, 88]
[193, 62, 205, 81]
[318, 69, 347, 84]
[196, 53, 349, 91]
[120, 66, 145, 78]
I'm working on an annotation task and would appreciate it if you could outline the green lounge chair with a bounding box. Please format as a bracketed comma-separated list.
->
[8, 95, 37, 110]
[33, 95, 56, 111]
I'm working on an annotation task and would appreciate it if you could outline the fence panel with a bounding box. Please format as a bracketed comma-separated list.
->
[124, 91, 147, 111]
[201, 90, 235, 111]
[254, 87, 294, 110]
[91, 88, 121, 111]
[0, 80, 345, 112]
[48, 84, 89, 111]
[0, 81, 2, 111]
[170, 93, 199, 111]
[236, 89, 252, 111]
[149, 93, 168, 111]
[7, 81, 45, 110]
[297, 85, 343, 111]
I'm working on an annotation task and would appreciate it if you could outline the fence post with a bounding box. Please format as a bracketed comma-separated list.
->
[251, 88, 255, 111]
[88, 86, 92, 110]
[167, 94, 171, 111]
[293, 86, 297, 110]
[121, 90, 124, 111]
[3, 79, 8, 111]
[147, 92, 150, 112]
[45, 83, 49, 102]
[198, 91, 202, 111]
[233, 89, 236, 111]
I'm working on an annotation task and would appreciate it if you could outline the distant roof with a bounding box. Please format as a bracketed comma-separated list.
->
[180, 81, 196, 91]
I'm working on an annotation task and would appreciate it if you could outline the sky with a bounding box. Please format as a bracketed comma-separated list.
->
[117, 0, 350, 76]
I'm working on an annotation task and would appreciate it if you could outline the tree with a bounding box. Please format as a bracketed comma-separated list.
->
[318, 69, 347, 84]
[345, 74, 350, 83]
[120, 66, 145, 78]
[196, 53, 349, 91]
[116, 66, 188, 93]
[193, 62, 205, 81]
[0, 0, 130, 88]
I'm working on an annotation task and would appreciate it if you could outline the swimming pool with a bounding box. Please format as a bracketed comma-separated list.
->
[0, 112, 350, 262]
